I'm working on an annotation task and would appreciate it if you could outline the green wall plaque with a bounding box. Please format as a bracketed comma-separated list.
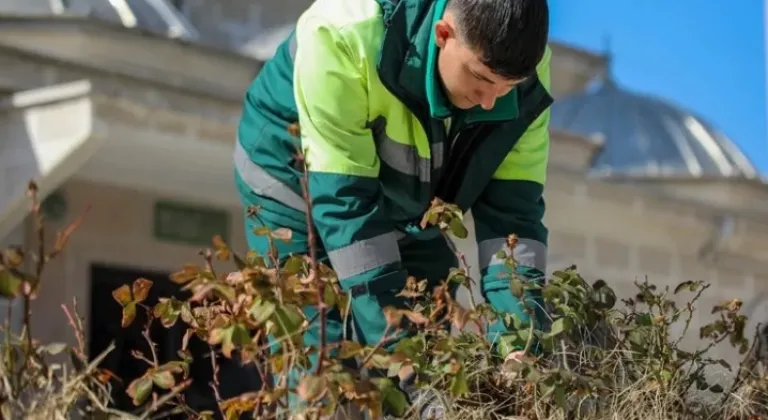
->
[153, 200, 230, 247]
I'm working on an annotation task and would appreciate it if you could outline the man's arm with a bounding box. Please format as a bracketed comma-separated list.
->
[293, 17, 407, 343]
[471, 46, 552, 357]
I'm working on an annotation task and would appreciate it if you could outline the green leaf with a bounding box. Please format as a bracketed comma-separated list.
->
[249, 299, 277, 325]
[372, 378, 409, 417]
[446, 268, 468, 286]
[674, 281, 694, 294]
[282, 255, 305, 275]
[152, 370, 176, 390]
[449, 366, 469, 397]
[553, 385, 567, 408]
[271, 306, 305, 346]
[716, 359, 732, 370]
[121, 302, 137, 328]
[126, 375, 153, 406]
[542, 284, 562, 302]
[549, 316, 573, 337]
[394, 336, 425, 358]
[0, 269, 22, 298]
[252, 226, 270, 236]
[448, 217, 468, 239]
[510, 278, 525, 299]
[231, 323, 251, 347]
[245, 250, 265, 268]
[635, 313, 653, 326]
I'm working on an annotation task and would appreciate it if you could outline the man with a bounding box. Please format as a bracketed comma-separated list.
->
[233, 0, 552, 415]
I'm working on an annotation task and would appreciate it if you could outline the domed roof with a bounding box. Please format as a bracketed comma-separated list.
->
[550, 79, 758, 179]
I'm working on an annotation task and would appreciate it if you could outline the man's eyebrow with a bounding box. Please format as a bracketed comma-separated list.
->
[470, 68, 496, 84]
[472, 65, 521, 87]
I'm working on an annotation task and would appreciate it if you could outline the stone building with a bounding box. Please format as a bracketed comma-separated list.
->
[0, 0, 766, 410]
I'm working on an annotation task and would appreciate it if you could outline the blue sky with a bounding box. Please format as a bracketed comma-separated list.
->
[549, 0, 768, 172]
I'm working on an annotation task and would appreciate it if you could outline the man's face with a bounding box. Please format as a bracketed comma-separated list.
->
[434, 12, 523, 111]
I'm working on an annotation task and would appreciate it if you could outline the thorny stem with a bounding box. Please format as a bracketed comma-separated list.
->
[295, 149, 327, 375]
[61, 301, 86, 360]
[142, 315, 159, 366]
[24, 185, 44, 371]
[208, 345, 227, 420]
[441, 232, 479, 312]
[672, 283, 710, 348]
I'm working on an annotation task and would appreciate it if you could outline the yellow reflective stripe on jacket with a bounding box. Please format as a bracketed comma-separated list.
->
[293, 0, 434, 179]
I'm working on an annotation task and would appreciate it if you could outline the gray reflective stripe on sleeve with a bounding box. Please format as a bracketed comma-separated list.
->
[478, 237, 547, 271]
[367, 117, 442, 182]
[233, 138, 306, 212]
[328, 231, 402, 279]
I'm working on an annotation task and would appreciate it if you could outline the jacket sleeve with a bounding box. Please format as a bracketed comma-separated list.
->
[293, 18, 407, 315]
[471, 46, 552, 356]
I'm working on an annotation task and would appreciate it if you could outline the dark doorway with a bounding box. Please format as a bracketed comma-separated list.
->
[88, 264, 224, 416]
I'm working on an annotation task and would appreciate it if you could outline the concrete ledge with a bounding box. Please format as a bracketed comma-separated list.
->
[0, 15, 259, 102]
[0, 79, 92, 109]
[0, 79, 102, 238]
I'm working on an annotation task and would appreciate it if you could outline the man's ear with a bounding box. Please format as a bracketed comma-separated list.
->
[434, 19, 454, 48]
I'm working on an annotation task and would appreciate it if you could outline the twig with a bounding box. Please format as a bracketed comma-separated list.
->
[295, 149, 327, 375]
[359, 326, 399, 368]
[141, 317, 159, 366]
[208, 345, 226, 419]
[138, 378, 192, 420]
[61, 303, 85, 359]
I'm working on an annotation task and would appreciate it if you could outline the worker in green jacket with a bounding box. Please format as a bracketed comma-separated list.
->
[233, 0, 552, 415]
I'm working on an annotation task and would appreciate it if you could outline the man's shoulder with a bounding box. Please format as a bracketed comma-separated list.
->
[298, 0, 385, 34]
[295, 0, 387, 82]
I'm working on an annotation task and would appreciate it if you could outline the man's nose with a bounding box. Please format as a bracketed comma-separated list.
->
[477, 91, 498, 110]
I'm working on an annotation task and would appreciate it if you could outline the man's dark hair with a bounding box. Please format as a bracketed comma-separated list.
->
[446, 0, 549, 80]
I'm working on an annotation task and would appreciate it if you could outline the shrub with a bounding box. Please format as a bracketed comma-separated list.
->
[2, 172, 768, 419]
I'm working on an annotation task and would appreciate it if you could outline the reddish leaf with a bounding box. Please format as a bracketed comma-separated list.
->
[112, 284, 132, 306]
[170, 264, 201, 284]
[383, 307, 403, 327]
[297, 375, 326, 402]
[53, 205, 90, 253]
[270, 228, 293, 242]
[212, 235, 231, 261]
[403, 310, 429, 325]
[132, 278, 153, 303]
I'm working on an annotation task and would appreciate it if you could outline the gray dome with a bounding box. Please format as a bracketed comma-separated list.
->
[550, 80, 758, 179]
